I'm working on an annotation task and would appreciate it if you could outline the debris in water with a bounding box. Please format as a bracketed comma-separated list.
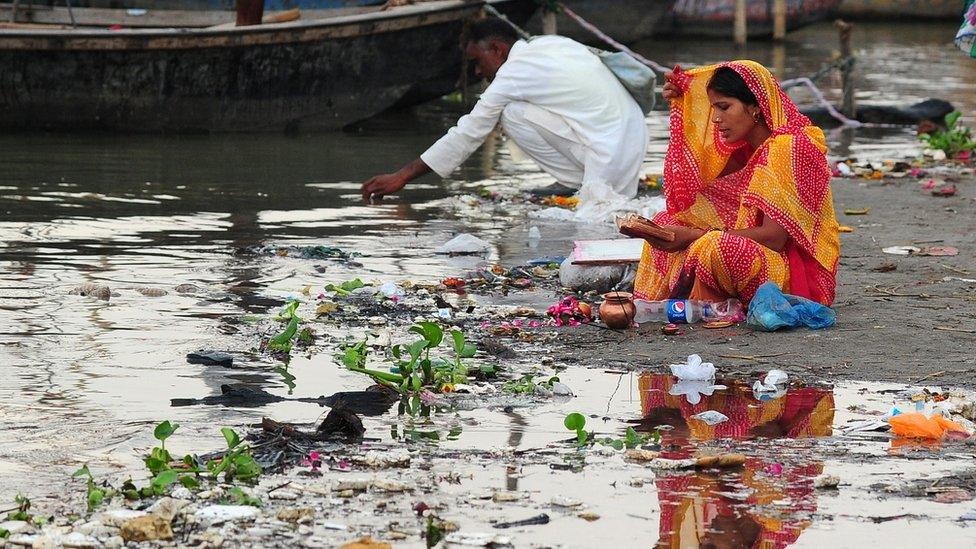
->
[185, 350, 234, 367]
[493, 513, 550, 529]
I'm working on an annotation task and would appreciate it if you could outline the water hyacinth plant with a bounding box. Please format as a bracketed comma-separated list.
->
[341, 322, 477, 395]
[920, 111, 976, 157]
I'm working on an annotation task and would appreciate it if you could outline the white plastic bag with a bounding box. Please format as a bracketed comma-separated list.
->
[435, 233, 491, 255]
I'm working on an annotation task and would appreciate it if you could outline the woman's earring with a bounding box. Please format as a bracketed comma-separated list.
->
[752, 111, 761, 124]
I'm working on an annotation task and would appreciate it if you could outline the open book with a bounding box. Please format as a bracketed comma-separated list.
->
[616, 213, 676, 242]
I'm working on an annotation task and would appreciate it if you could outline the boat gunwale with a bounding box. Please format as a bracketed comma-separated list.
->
[0, 0, 513, 50]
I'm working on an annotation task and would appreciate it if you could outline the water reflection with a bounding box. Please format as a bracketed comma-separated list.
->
[638, 374, 835, 548]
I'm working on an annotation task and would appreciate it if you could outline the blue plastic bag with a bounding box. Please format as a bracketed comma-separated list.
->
[746, 282, 836, 331]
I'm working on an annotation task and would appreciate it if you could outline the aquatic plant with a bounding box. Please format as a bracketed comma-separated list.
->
[266, 299, 316, 354]
[71, 465, 113, 512]
[5, 494, 34, 523]
[267, 316, 301, 353]
[919, 111, 976, 157]
[341, 322, 478, 395]
[323, 278, 366, 296]
[564, 412, 588, 446]
[563, 412, 659, 450]
[207, 428, 262, 483]
[223, 486, 262, 507]
[502, 374, 559, 394]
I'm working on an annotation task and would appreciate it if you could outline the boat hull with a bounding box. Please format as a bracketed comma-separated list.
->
[835, 0, 965, 20]
[526, 0, 675, 45]
[661, 0, 842, 38]
[0, 0, 536, 132]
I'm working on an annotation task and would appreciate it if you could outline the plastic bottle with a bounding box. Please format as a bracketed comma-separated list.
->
[633, 298, 744, 324]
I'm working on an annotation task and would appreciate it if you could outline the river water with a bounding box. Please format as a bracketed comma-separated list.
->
[0, 18, 974, 533]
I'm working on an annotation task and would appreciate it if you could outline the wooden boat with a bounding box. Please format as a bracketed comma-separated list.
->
[526, 0, 676, 45]
[659, 0, 843, 38]
[835, 0, 965, 20]
[68, 0, 385, 9]
[0, 0, 537, 132]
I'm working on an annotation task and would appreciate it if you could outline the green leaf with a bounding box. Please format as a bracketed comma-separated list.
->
[946, 110, 962, 129]
[624, 427, 643, 449]
[154, 421, 179, 444]
[87, 488, 105, 511]
[268, 316, 300, 350]
[460, 343, 477, 358]
[151, 470, 179, 491]
[72, 464, 93, 480]
[275, 299, 301, 320]
[426, 516, 444, 548]
[406, 339, 428, 366]
[226, 486, 262, 507]
[450, 330, 465, 355]
[0, 528, 10, 539]
[324, 278, 365, 296]
[339, 278, 365, 292]
[564, 412, 586, 431]
[179, 474, 200, 489]
[410, 321, 443, 347]
[221, 427, 242, 449]
[576, 430, 588, 446]
[232, 455, 262, 481]
[610, 439, 624, 451]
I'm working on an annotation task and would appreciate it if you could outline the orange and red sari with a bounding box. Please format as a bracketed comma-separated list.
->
[633, 61, 840, 306]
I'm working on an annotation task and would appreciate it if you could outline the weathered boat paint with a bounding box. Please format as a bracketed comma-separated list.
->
[525, 0, 676, 45]
[661, 0, 842, 38]
[0, 0, 537, 132]
[836, 0, 965, 20]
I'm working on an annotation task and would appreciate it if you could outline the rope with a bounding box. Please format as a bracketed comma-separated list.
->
[556, 3, 671, 74]
[483, 4, 532, 41]
[779, 77, 861, 127]
[487, 1, 869, 128]
[781, 56, 854, 89]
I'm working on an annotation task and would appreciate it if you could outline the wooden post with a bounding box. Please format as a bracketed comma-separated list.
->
[772, 44, 786, 79]
[836, 19, 856, 119]
[235, 0, 264, 27]
[773, 0, 787, 40]
[734, 0, 747, 46]
[541, 10, 557, 34]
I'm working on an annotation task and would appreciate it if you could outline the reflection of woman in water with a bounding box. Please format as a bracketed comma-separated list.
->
[639, 374, 834, 549]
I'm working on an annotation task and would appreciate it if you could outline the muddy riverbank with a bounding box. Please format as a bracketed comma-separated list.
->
[552, 171, 976, 389]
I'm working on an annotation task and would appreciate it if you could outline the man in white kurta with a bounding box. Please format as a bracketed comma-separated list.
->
[361, 17, 648, 202]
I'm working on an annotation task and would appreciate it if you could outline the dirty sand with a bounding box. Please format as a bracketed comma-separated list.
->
[550, 173, 976, 388]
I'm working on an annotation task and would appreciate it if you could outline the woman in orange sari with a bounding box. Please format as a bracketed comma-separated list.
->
[633, 61, 840, 306]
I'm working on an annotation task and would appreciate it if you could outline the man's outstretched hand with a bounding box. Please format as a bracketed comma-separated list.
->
[360, 158, 432, 203]
[361, 173, 408, 203]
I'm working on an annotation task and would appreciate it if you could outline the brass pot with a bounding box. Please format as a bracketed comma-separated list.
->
[599, 291, 636, 329]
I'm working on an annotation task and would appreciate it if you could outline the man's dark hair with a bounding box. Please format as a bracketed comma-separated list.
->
[465, 17, 520, 47]
[707, 66, 759, 106]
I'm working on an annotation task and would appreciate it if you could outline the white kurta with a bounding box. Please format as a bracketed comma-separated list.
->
[420, 36, 648, 198]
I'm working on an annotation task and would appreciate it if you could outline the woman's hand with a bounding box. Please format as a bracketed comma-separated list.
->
[644, 225, 704, 252]
[662, 68, 683, 102]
